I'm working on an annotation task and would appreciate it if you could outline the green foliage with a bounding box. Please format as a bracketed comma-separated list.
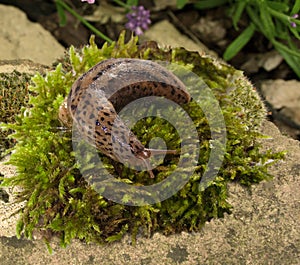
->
[176, 0, 189, 9]
[174, 0, 300, 77]
[0, 31, 284, 249]
[125, 0, 139, 8]
[223, 22, 256, 62]
[192, 0, 300, 78]
[194, 0, 228, 9]
[55, 0, 67, 27]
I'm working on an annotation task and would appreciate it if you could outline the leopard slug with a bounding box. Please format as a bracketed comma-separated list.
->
[59, 58, 191, 177]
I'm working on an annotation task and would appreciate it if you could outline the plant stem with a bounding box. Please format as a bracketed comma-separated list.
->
[268, 6, 300, 27]
[55, 0, 113, 44]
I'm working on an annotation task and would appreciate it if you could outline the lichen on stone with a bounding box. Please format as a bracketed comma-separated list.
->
[0, 31, 284, 250]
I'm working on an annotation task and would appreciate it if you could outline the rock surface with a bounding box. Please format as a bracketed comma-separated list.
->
[0, 5, 64, 65]
[142, 20, 217, 56]
[261, 79, 300, 138]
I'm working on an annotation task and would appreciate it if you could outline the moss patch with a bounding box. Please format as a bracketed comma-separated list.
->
[0, 71, 33, 158]
[0, 32, 284, 249]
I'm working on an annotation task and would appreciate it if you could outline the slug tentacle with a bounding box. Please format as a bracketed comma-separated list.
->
[59, 58, 191, 177]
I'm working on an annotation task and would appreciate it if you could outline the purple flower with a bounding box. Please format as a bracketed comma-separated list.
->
[81, 0, 95, 4]
[290, 14, 298, 28]
[125, 6, 151, 35]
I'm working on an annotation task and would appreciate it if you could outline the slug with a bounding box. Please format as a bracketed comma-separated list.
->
[59, 58, 191, 177]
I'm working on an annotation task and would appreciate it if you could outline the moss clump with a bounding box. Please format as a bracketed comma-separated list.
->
[1, 32, 284, 249]
[0, 71, 34, 158]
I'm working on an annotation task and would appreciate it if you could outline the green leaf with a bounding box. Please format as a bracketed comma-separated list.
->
[246, 5, 268, 37]
[126, 0, 138, 6]
[273, 40, 300, 78]
[232, 1, 247, 30]
[223, 23, 256, 60]
[259, 2, 275, 39]
[291, 0, 300, 14]
[273, 18, 289, 39]
[290, 26, 300, 40]
[266, 1, 289, 13]
[177, 0, 188, 9]
[194, 0, 228, 10]
[55, 1, 67, 27]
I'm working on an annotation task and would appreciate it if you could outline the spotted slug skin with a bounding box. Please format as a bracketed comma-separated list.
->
[59, 58, 191, 177]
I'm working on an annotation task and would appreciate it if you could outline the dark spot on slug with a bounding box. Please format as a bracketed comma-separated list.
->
[96, 140, 104, 146]
[161, 70, 170, 78]
[75, 85, 81, 93]
[92, 71, 104, 81]
[78, 73, 86, 81]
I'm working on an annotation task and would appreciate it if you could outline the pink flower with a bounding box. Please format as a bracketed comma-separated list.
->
[290, 14, 298, 28]
[81, 0, 95, 4]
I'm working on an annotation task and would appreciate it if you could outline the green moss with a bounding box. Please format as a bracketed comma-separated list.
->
[0, 32, 284, 249]
[0, 71, 34, 158]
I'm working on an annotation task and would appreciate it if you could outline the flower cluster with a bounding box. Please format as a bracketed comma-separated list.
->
[125, 6, 151, 35]
[290, 14, 299, 28]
